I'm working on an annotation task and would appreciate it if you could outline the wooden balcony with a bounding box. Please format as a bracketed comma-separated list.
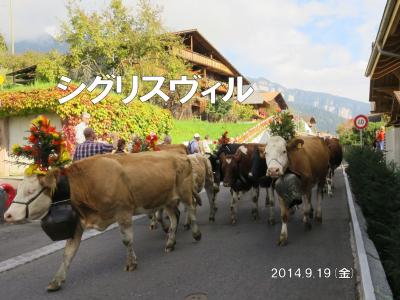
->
[175, 48, 234, 76]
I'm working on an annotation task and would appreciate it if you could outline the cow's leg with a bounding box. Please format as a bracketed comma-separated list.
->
[149, 212, 157, 230]
[315, 184, 324, 223]
[156, 209, 169, 233]
[47, 222, 83, 291]
[326, 168, 333, 197]
[267, 187, 276, 225]
[206, 182, 217, 222]
[278, 196, 289, 246]
[251, 186, 260, 220]
[186, 202, 202, 241]
[230, 189, 239, 225]
[183, 205, 191, 230]
[302, 192, 312, 230]
[164, 206, 178, 252]
[118, 217, 137, 272]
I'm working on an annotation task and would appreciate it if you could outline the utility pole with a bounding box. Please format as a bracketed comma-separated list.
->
[9, 0, 14, 55]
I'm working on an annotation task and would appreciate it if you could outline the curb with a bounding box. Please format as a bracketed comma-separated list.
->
[342, 166, 393, 300]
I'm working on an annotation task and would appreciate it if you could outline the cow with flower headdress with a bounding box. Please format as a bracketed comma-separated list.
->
[4, 115, 201, 292]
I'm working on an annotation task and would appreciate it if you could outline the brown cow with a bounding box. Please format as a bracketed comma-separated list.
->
[147, 143, 188, 231]
[264, 136, 329, 245]
[324, 137, 343, 197]
[156, 143, 188, 154]
[183, 153, 215, 228]
[4, 151, 201, 291]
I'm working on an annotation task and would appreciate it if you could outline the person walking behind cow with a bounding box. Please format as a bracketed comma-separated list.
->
[113, 139, 127, 154]
[73, 128, 116, 161]
[188, 133, 201, 154]
[162, 135, 172, 145]
[75, 112, 90, 144]
[200, 134, 212, 154]
[376, 126, 385, 151]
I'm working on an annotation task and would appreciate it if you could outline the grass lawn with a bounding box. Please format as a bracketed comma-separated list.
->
[170, 119, 256, 143]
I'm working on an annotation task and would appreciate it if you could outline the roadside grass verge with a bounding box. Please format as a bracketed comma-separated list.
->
[345, 146, 400, 298]
[170, 119, 255, 143]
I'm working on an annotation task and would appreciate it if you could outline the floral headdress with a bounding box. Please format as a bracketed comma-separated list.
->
[218, 131, 230, 145]
[11, 115, 71, 176]
[269, 111, 296, 141]
[131, 132, 159, 153]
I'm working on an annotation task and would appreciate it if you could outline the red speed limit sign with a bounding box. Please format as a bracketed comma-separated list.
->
[354, 115, 369, 129]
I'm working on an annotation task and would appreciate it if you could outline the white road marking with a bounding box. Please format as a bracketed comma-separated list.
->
[0, 215, 145, 274]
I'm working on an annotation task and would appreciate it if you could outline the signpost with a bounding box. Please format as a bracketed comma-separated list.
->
[354, 115, 369, 147]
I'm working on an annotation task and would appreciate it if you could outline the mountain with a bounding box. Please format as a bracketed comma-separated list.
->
[250, 77, 370, 134]
[15, 35, 68, 54]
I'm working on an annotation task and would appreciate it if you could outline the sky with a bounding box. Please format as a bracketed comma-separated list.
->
[0, 0, 387, 102]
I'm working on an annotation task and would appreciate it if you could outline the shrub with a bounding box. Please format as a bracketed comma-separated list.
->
[346, 146, 400, 298]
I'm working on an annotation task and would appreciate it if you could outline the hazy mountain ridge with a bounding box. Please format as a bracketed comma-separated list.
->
[15, 35, 68, 54]
[250, 77, 370, 134]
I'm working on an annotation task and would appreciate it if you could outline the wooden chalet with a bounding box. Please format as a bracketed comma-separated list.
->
[174, 29, 250, 118]
[242, 91, 288, 118]
[365, 0, 400, 166]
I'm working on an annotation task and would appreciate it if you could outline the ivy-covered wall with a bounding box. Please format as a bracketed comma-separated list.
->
[0, 86, 173, 144]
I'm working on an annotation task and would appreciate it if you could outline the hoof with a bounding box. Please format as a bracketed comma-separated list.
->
[231, 218, 237, 225]
[268, 218, 276, 226]
[251, 209, 260, 221]
[305, 222, 312, 231]
[183, 224, 191, 230]
[162, 226, 169, 234]
[165, 245, 175, 253]
[124, 262, 137, 272]
[315, 216, 322, 223]
[193, 231, 202, 241]
[209, 217, 215, 223]
[165, 240, 176, 252]
[277, 238, 288, 246]
[149, 224, 157, 231]
[47, 281, 61, 292]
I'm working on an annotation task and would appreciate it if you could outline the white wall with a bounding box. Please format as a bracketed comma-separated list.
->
[6, 113, 62, 176]
[385, 126, 400, 167]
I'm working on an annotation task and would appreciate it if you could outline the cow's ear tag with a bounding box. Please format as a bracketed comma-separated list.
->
[297, 143, 302, 149]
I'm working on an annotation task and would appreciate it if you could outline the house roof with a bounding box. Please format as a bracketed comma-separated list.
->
[173, 29, 250, 85]
[242, 91, 288, 109]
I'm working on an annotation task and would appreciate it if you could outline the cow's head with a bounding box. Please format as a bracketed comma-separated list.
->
[264, 136, 304, 178]
[3, 169, 60, 222]
[220, 146, 247, 187]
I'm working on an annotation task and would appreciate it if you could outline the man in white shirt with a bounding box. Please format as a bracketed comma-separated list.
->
[75, 112, 90, 144]
[201, 134, 212, 154]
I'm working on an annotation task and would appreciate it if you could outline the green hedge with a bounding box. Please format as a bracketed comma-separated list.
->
[345, 147, 400, 298]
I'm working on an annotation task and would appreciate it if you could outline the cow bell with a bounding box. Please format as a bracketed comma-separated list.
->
[274, 173, 303, 208]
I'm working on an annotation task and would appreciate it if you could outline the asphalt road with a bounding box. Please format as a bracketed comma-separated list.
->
[0, 171, 356, 300]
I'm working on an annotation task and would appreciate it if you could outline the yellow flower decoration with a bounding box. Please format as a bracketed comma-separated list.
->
[59, 148, 71, 163]
[11, 144, 20, 152]
[24, 164, 47, 176]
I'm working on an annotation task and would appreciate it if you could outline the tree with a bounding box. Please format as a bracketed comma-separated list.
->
[0, 33, 7, 52]
[59, 0, 190, 115]
[205, 96, 233, 121]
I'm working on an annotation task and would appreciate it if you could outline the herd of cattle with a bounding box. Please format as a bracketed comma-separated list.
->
[3, 135, 342, 291]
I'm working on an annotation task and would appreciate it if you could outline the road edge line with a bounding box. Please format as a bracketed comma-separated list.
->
[342, 166, 376, 300]
[0, 215, 145, 274]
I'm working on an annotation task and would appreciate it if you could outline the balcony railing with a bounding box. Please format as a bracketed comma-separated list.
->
[175, 48, 234, 76]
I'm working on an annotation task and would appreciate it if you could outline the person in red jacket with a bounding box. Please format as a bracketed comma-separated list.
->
[376, 126, 385, 151]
